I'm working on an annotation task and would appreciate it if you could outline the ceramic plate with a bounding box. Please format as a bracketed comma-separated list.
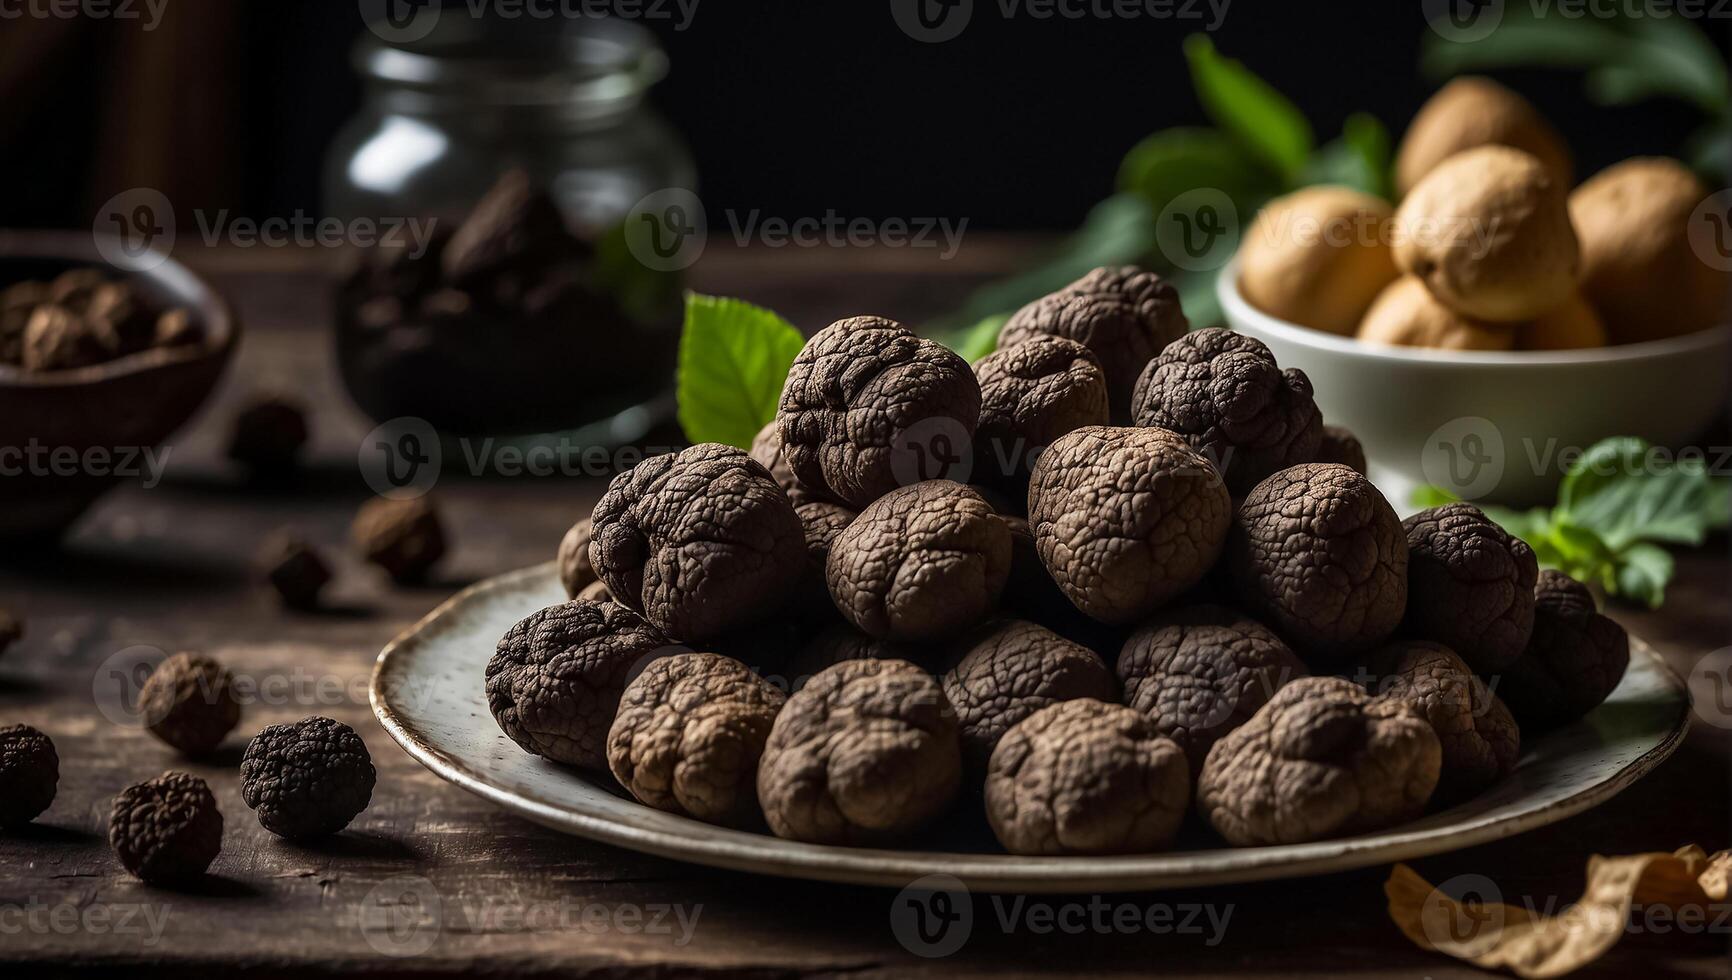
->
[371, 562, 1692, 893]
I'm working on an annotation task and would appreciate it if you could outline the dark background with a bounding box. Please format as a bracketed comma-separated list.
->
[0, 0, 1724, 231]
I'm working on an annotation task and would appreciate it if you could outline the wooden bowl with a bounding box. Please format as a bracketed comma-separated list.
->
[0, 230, 239, 540]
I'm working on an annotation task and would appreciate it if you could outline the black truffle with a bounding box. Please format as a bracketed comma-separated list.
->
[0, 724, 57, 828]
[109, 771, 223, 882]
[240, 716, 376, 839]
[138, 652, 242, 756]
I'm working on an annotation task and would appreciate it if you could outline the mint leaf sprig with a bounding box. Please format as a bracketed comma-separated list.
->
[675, 293, 804, 450]
[1415, 438, 1730, 609]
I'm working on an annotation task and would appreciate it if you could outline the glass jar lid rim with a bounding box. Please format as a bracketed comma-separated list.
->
[354, 15, 668, 99]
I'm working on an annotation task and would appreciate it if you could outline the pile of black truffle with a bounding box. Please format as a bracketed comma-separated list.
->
[487, 266, 1630, 855]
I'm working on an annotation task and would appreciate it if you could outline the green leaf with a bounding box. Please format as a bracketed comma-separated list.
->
[1183, 35, 1313, 184]
[1302, 113, 1394, 200]
[1556, 438, 1714, 550]
[1410, 485, 1463, 509]
[1171, 267, 1224, 330]
[1117, 127, 1277, 215]
[946, 313, 1009, 363]
[1614, 542, 1674, 610]
[925, 194, 1156, 335]
[1685, 120, 1730, 180]
[675, 294, 805, 450]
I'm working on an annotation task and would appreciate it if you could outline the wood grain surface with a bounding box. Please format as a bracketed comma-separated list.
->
[0, 244, 1727, 977]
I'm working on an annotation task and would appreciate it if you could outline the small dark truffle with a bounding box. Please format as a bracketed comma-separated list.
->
[1130, 328, 1324, 496]
[997, 266, 1189, 421]
[138, 652, 242, 756]
[1497, 570, 1630, 730]
[970, 336, 1109, 486]
[1401, 503, 1538, 672]
[240, 716, 376, 839]
[257, 531, 332, 610]
[556, 517, 597, 600]
[109, 771, 223, 882]
[0, 724, 58, 827]
[486, 599, 675, 769]
[1361, 640, 1520, 802]
[0, 607, 22, 657]
[942, 620, 1117, 771]
[352, 496, 447, 584]
[227, 394, 309, 474]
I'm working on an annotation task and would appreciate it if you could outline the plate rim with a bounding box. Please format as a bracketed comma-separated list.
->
[370, 562, 1694, 894]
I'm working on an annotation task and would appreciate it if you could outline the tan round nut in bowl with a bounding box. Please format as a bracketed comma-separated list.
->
[1027, 426, 1232, 625]
[1358, 276, 1515, 351]
[1360, 640, 1520, 804]
[1198, 676, 1441, 846]
[1227, 463, 1408, 665]
[1517, 292, 1607, 350]
[825, 480, 1011, 642]
[1394, 76, 1573, 196]
[985, 698, 1189, 856]
[941, 619, 1117, 772]
[756, 658, 961, 845]
[1393, 145, 1580, 323]
[1571, 157, 1728, 344]
[606, 652, 786, 828]
[1237, 185, 1398, 336]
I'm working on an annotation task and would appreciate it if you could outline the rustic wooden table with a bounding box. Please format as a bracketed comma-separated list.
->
[1, 244, 1727, 977]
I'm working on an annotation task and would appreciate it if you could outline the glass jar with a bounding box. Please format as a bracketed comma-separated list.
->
[324, 14, 693, 440]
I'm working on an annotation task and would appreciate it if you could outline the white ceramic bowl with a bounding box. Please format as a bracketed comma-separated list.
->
[1218, 261, 1731, 506]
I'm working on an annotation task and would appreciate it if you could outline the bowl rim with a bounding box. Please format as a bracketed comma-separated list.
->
[0, 229, 239, 388]
[1217, 257, 1731, 367]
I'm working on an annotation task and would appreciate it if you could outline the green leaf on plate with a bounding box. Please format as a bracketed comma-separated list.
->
[1614, 542, 1674, 610]
[676, 293, 805, 450]
[1183, 34, 1313, 184]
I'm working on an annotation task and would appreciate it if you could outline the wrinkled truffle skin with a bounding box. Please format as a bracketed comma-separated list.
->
[352, 496, 447, 584]
[1198, 676, 1441, 845]
[138, 652, 242, 756]
[942, 620, 1118, 771]
[776, 316, 981, 508]
[240, 717, 375, 839]
[590, 444, 807, 641]
[607, 653, 786, 827]
[1130, 328, 1324, 496]
[750, 422, 817, 509]
[1228, 464, 1408, 664]
[998, 266, 1188, 421]
[1401, 504, 1538, 672]
[1117, 605, 1307, 774]
[985, 699, 1189, 855]
[971, 336, 1110, 486]
[257, 531, 331, 610]
[826, 481, 1011, 641]
[557, 517, 597, 600]
[795, 501, 855, 565]
[0, 724, 57, 827]
[109, 771, 223, 882]
[1497, 571, 1629, 730]
[1362, 641, 1520, 802]
[486, 599, 674, 768]
[1316, 425, 1367, 475]
[1026, 426, 1233, 625]
[757, 659, 960, 845]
